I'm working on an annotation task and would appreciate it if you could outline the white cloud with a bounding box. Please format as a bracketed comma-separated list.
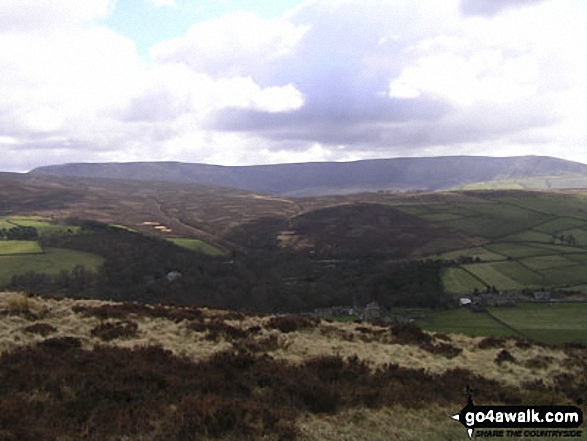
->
[147, 0, 177, 8]
[150, 11, 309, 77]
[0, 0, 114, 33]
[1, 0, 587, 172]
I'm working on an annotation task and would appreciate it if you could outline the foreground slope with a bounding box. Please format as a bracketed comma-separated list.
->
[30, 155, 587, 196]
[0, 292, 584, 440]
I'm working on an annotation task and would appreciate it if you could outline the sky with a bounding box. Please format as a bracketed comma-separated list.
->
[1, 0, 587, 172]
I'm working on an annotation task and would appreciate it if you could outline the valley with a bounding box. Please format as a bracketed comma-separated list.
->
[0, 161, 586, 440]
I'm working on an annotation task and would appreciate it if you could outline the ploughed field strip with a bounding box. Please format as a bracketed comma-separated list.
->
[0, 292, 585, 441]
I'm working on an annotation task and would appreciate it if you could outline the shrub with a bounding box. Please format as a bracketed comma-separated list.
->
[91, 320, 139, 341]
[478, 336, 507, 350]
[0, 341, 572, 440]
[391, 322, 433, 346]
[73, 302, 203, 322]
[266, 315, 320, 333]
[524, 355, 554, 370]
[22, 323, 57, 337]
[495, 349, 516, 365]
[186, 320, 247, 341]
[3, 293, 44, 320]
[429, 342, 462, 359]
[38, 336, 82, 351]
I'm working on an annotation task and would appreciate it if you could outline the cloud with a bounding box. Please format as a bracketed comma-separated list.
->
[1, 0, 587, 172]
[460, 0, 546, 17]
[0, 0, 114, 33]
[150, 11, 309, 77]
[147, 0, 177, 8]
[202, 0, 570, 152]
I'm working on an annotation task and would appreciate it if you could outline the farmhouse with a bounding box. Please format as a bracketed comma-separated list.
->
[361, 301, 382, 321]
[532, 291, 552, 301]
[472, 292, 519, 307]
[314, 306, 354, 318]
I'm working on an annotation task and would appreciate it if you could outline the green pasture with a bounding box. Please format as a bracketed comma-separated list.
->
[491, 193, 587, 217]
[463, 263, 525, 291]
[167, 238, 226, 256]
[443, 258, 587, 292]
[560, 227, 587, 246]
[0, 216, 80, 235]
[0, 241, 43, 255]
[419, 213, 463, 222]
[110, 224, 138, 232]
[533, 217, 587, 235]
[488, 304, 587, 344]
[442, 267, 486, 293]
[484, 242, 551, 259]
[0, 220, 14, 229]
[489, 261, 543, 286]
[440, 246, 506, 262]
[417, 308, 516, 338]
[538, 265, 587, 287]
[0, 248, 104, 286]
[500, 230, 553, 243]
[419, 304, 587, 344]
[520, 254, 579, 271]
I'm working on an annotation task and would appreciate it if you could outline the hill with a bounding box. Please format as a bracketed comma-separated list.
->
[7, 172, 587, 297]
[0, 291, 584, 440]
[30, 155, 587, 196]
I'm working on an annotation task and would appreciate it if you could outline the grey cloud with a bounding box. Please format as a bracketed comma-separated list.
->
[212, 93, 558, 153]
[210, 1, 559, 155]
[122, 89, 191, 123]
[211, 95, 451, 146]
[460, 0, 546, 17]
[205, 1, 453, 147]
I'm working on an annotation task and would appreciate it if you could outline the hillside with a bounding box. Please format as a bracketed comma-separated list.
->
[7, 172, 587, 297]
[30, 155, 587, 196]
[0, 292, 584, 441]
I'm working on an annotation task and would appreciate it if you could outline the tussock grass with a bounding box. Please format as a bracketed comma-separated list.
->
[0, 292, 584, 440]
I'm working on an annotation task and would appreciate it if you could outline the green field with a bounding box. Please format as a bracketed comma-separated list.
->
[417, 308, 516, 338]
[0, 216, 80, 235]
[442, 267, 486, 293]
[418, 304, 587, 344]
[403, 193, 587, 293]
[488, 304, 587, 344]
[462, 263, 525, 291]
[0, 248, 104, 286]
[440, 246, 506, 262]
[0, 241, 43, 255]
[167, 238, 226, 256]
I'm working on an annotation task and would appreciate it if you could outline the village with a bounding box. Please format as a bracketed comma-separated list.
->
[310, 289, 586, 323]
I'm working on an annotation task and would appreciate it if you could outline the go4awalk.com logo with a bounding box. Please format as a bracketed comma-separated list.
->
[451, 387, 584, 439]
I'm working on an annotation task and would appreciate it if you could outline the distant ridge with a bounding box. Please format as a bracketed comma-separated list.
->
[29, 156, 587, 196]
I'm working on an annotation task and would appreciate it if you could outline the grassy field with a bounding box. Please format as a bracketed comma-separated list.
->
[167, 237, 226, 256]
[0, 216, 80, 235]
[0, 241, 43, 255]
[0, 248, 104, 286]
[416, 192, 587, 294]
[488, 303, 587, 344]
[417, 308, 516, 338]
[441, 267, 486, 293]
[418, 303, 587, 344]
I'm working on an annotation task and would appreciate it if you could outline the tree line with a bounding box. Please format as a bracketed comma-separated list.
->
[7, 220, 450, 312]
[1, 225, 38, 240]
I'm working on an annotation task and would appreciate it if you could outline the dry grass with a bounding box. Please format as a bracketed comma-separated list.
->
[0, 292, 584, 440]
[0, 291, 578, 387]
